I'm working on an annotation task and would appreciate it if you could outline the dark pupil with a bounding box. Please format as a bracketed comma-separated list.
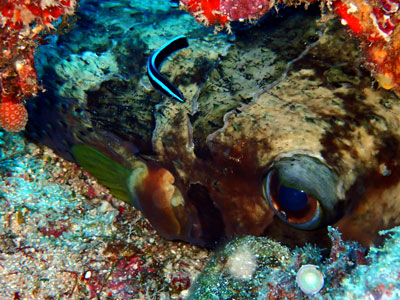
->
[279, 184, 308, 211]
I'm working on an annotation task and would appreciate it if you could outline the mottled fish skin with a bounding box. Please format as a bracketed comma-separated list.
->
[26, 90, 140, 169]
[26, 10, 400, 248]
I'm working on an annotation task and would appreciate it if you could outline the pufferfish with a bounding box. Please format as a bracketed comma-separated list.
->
[26, 9, 400, 248]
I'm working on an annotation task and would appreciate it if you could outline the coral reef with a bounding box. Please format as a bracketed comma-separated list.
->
[1, 1, 400, 297]
[331, 0, 399, 94]
[188, 227, 400, 299]
[0, 101, 28, 132]
[0, 0, 77, 132]
[180, 0, 274, 29]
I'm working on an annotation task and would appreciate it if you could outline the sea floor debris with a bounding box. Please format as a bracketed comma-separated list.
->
[0, 129, 209, 299]
[188, 227, 400, 299]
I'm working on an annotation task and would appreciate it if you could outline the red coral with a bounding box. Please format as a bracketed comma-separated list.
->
[39, 221, 70, 238]
[0, 101, 28, 132]
[180, 0, 273, 28]
[332, 0, 363, 34]
[180, 0, 229, 26]
[220, 0, 273, 21]
[171, 272, 191, 292]
[331, 0, 400, 94]
[0, 0, 77, 132]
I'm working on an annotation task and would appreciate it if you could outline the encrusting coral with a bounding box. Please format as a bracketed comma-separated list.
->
[188, 227, 400, 299]
[0, 0, 77, 132]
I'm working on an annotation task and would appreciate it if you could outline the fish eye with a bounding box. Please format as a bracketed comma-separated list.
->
[265, 171, 322, 229]
[263, 155, 341, 230]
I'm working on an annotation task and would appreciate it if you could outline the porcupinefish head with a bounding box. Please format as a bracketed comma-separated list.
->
[26, 13, 400, 248]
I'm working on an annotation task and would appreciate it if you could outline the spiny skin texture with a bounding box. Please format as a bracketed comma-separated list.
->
[27, 7, 400, 248]
[180, 0, 400, 97]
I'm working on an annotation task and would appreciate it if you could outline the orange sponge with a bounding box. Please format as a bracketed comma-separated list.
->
[0, 102, 28, 132]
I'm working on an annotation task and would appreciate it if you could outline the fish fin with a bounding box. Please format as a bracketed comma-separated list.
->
[72, 144, 133, 204]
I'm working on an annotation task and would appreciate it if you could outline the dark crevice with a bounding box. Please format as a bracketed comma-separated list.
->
[187, 183, 226, 248]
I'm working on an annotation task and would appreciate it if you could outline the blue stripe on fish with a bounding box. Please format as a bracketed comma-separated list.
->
[147, 35, 189, 102]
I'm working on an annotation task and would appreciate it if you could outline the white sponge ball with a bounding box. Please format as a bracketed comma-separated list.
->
[296, 264, 324, 295]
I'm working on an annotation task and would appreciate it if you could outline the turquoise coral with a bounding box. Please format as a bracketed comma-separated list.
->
[189, 227, 400, 299]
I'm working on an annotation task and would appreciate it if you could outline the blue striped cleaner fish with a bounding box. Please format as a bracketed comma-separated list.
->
[147, 35, 189, 102]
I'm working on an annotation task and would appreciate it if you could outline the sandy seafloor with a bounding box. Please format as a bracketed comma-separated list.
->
[0, 130, 210, 299]
[2, 0, 400, 299]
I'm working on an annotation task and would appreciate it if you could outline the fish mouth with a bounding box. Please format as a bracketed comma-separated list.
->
[262, 154, 344, 231]
[134, 167, 227, 247]
[130, 164, 189, 241]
